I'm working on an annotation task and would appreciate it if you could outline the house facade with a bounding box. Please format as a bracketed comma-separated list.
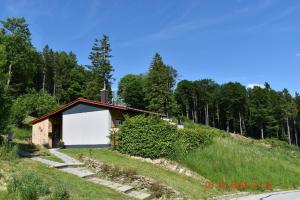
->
[31, 98, 162, 148]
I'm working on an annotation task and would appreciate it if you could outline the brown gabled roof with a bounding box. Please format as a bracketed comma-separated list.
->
[31, 98, 164, 124]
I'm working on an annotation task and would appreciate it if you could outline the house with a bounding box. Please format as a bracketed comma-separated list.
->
[31, 90, 163, 148]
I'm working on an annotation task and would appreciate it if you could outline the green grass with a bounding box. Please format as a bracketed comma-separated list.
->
[12, 126, 31, 140]
[0, 159, 132, 200]
[177, 137, 300, 191]
[61, 148, 222, 199]
[0, 191, 8, 199]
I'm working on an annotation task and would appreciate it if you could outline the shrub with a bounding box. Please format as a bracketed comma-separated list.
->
[7, 171, 49, 200]
[150, 182, 164, 198]
[11, 90, 58, 126]
[0, 136, 19, 161]
[111, 166, 122, 178]
[117, 115, 178, 158]
[50, 183, 69, 200]
[176, 128, 213, 154]
[123, 168, 137, 180]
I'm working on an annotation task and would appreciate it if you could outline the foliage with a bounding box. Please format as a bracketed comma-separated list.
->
[117, 115, 178, 158]
[176, 128, 212, 154]
[118, 74, 147, 109]
[7, 171, 50, 200]
[85, 34, 114, 101]
[0, 73, 11, 134]
[11, 90, 58, 126]
[0, 136, 19, 161]
[145, 53, 178, 117]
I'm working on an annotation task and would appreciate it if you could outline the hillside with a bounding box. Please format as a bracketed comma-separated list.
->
[177, 122, 300, 191]
[59, 123, 300, 199]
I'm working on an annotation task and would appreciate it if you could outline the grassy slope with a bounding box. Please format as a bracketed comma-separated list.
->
[12, 126, 31, 140]
[177, 135, 300, 191]
[61, 148, 221, 199]
[0, 159, 132, 200]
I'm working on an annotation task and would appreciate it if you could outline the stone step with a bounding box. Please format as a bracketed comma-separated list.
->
[58, 167, 95, 178]
[49, 149, 83, 165]
[126, 190, 152, 200]
[31, 157, 67, 168]
[87, 177, 134, 193]
[54, 163, 84, 168]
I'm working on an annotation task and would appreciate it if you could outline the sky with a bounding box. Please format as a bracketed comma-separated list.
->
[0, 0, 300, 93]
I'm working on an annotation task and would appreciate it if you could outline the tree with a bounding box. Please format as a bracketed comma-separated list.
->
[281, 89, 298, 144]
[0, 17, 36, 96]
[145, 53, 177, 117]
[0, 46, 10, 134]
[175, 80, 194, 119]
[219, 82, 248, 134]
[118, 74, 147, 109]
[85, 35, 114, 101]
[248, 86, 274, 139]
[193, 79, 219, 126]
[11, 90, 58, 127]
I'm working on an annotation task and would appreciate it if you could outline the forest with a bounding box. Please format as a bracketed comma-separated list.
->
[0, 17, 299, 147]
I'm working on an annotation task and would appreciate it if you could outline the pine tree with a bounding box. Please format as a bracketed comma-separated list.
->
[145, 53, 177, 117]
[85, 35, 114, 101]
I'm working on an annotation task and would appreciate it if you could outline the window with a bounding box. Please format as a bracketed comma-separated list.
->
[115, 119, 123, 127]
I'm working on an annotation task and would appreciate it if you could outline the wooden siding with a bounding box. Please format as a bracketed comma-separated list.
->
[110, 109, 125, 128]
[32, 118, 50, 146]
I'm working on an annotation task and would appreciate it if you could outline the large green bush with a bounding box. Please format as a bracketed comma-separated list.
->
[175, 128, 212, 154]
[11, 90, 58, 126]
[117, 115, 178, 158]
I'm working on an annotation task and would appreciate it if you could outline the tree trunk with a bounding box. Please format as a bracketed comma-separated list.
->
[242, 119, 246, 135]
[216, 104, 220, 128]
[53, 81, 56, 96]
[42, 69, 46, 92]
[286, 117, 291, 145]
[193, 98, 197, 123]
[294, 120, 298, 147]
[205, 103, 209, 126]
[226, 120, 229, 132]
[186, 106, 189, 119]
[239, 112, 243, 135]
[261, 127, 264, 139]
[7, 63, 12, 87]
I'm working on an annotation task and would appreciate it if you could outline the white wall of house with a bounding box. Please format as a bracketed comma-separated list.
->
[62, 103, 112, 146]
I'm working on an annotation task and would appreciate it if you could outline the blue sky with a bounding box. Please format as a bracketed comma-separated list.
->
[1, 0, 300, 93]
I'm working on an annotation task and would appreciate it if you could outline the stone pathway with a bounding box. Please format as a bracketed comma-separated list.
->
[49, 148, 82, 164]
[31, 149, 151, 200]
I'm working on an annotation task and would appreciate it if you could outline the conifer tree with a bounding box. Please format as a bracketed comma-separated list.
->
[145, 53, 177, 117]
[85, 35, 114, 101]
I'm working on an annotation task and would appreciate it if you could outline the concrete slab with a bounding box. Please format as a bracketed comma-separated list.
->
[127, 190, 151, 200]
[31, 157, 67, 168]
[87, 177, 134, 193]
[58, 167, 95, 178]
[49, 149, 83, 164]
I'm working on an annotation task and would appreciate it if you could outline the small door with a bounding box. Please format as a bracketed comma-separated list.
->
[52, 125, 62, 148]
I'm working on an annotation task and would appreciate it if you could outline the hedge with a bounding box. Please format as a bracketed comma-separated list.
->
[116, 115, 178, 158]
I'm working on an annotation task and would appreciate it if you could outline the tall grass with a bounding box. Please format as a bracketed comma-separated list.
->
[177, 137, 300, 191]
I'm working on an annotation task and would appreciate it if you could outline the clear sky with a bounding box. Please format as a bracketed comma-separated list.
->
[1, 0, 300, 93]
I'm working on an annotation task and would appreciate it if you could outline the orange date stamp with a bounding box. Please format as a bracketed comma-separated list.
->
[204, 181, 272, 189]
